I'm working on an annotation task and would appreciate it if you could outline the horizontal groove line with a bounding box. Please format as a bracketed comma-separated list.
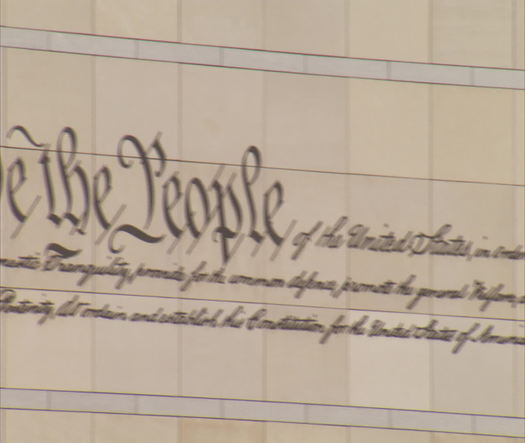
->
[1, 24, 523, 71]
[3, 44, 523, 91]
[0, 26, 523, 90]
[0, 394, 525, 438]
[0, 407, 521, 439]
[1, 144, 524, 188]
[1, 387, 524, 419]
[1, 285, 523, 323]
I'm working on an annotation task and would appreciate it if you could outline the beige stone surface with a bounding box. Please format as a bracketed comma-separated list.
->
[265, 305, 348, 404]
[95, 0, 178, 41]
[265, 72, 347, 172]
[181, 65, 263, 165]
[432, 0, 513, 67]
[516, 319, 525, 417]
[433, 433, 525, 443]
[0, 288, 6, 387]
[0, 0, 92, 33]
[432, 85, 514, 184]
[95, 57, 179, 157]
[515, 91, 525, 185]
[432, 317, 515, 415]
[348, 79, 430, 179]
[3, 411, 91, 443]
[0, 48, 5, 150]
[350, 427, 432, 443]
[0, 13, 523, 439]
[516, 0, 525, 69]
[0, 51, 9, 310]
[0, 411, 4, 443]
[4, 49, 93, 151]
[266, 422, 348, 443]
[181, 0, 262, 48]
[180, 418, 264, 443]
[93, 294, 180, 395]
[515, 186, 525, 323]
[346, 174, 431, 314]
[264, 0, 346, 55]
[348, 310, 432, 410]
[262, 169, 348, 310]
[431, 181, 516, 319]
[432, 181, 515, 247]
[4, 289, 93, 390]
[349, 0, 430, 62]
[94, 414, 177, 443]
[0, 105, 11, 317]
[180, 299, 264, 399]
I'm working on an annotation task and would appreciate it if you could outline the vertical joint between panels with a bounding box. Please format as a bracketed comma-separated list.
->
[262, 329, 268, 401]
[90, 53, 97, 394]
[91, 0, 96, 36]
[345, 76, 351, 407]
[177, 0, 183, 43]
[177, 297, 183, 397]
[178, 63, 183, 160]
[261, 0, 267, 50]
[428, 0, 434, 63]
[261, 68, 268, 405]
[511, 0, 517, 69]
[261, 70, 267, 152]
[428, 83, 435, 414]
[511, 91, 519, 417]
[511, 90, 517, 187]
[344, 0, 351, 58]
[176, 61, 184, 400]
[90, 412, 96, 443]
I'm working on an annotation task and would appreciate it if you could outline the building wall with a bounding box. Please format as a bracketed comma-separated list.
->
[0, 1, 524, 441]
[1, 0, 524, 68]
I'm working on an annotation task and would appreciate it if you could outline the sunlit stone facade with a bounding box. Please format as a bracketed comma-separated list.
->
[0, 1, 524, 441]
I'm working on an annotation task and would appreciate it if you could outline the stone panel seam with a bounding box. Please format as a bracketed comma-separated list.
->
[1, 388, 523, 438]
[1, 26, 523, 90]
